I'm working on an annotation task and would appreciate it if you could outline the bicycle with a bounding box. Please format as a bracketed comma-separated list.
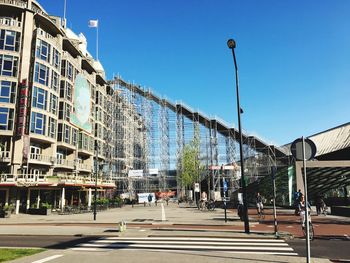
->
[301, 211, 314, 241]
[257, 207, 265, 221]
[207, 199, 215, 211]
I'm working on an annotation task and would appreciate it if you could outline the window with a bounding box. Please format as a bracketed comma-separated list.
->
[0, 81, 16, 103]
[51, 71, 59, 92]
[34, 62, 49, 86]
[0, 107, 14, 130]
[49, 93, 57, 115]
[67, 62, 73, 81]
[66, 82, 72, 101]
[0, 29, 20, 51]
[64, 124, 71, 144]
[36, 39, 51, 63]
[57, 123, 63, 141]
[48, 117, 56, 139]
[52, 48, 60, 69]
[32, 86, 47, 110]
[61, 60, 66, 77]
[0, 55, 18, 77]
[58, 101, 64, 120]
[65, 103, 71, 121]
[30, 112, 46, 135]
[30, 145, 41, 159]
[72, 128, 77, 145]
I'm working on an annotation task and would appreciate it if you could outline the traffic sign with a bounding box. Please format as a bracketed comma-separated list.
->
[223, 180, 228, 192]
[291, 138, 316, 161]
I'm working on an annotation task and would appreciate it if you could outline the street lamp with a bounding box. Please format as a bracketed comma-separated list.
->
[227, 38, 250, 233]
[94, 140, 98, 221]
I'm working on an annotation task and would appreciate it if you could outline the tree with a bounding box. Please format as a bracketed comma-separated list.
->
[179, 127, 203, 189]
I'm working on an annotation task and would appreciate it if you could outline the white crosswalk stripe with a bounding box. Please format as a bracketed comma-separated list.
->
[71, 236, 298, 255]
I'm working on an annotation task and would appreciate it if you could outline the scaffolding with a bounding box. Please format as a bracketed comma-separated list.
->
[108, 76, 289, 198]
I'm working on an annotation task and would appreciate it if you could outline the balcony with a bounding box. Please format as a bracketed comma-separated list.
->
[17, 173, 50, 186]
[78, 163, 92, 172]
[0, 151, 11, 162]
[0, 17, 21, 27]
[58, 175, 84, 186]
[55, 159, 75, 169]
[29, 153, 54, 166]
[0, 174, 16, 186]
[0, 0, 27, 9]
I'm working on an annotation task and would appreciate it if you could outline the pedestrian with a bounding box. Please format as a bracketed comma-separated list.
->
[294, 189, 302, 215]
[256, 192, 264, 215]
[148, 193, 153, 206]
[315, 195, 325, 215]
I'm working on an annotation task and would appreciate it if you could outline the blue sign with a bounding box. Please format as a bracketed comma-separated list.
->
[223, 180, 228, 192]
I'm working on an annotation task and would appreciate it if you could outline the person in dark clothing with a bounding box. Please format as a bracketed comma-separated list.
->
[148, 193, 153, 206]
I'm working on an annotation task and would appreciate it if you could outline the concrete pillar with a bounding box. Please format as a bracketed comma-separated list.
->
[5, 189, 9, 206]
[26, 188, 30, 210]
[61, 188, 65, 210]
[88, 188, 92, 209]
[36, 190, 40, 208]
[15, 198, 20, 214]
[295, 162, 304, 195]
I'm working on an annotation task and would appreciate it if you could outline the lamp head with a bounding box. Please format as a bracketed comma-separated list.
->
[227, 39, 236, 49]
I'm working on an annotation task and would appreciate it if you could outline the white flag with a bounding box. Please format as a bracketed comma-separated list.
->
[88, 20, 98, 28]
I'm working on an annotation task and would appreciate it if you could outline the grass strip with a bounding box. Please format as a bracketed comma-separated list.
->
[0, 248, 46, 262]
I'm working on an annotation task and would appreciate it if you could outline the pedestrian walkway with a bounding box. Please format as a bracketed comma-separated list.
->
[72, 236, 298, 256]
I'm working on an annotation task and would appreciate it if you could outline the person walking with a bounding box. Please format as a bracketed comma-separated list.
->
[256, 192, 264, 216]
[148, 193, 153, 206]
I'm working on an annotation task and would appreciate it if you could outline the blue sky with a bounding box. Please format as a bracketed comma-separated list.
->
[40, 0, 350, 146]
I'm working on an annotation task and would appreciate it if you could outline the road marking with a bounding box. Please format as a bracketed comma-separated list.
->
[103, 237, 285, 242]
[32, 255, 63, 263]
[286, 226, 294, 228]
[161, 203, 166, 221]
[93, 240, 289, 246]
[77, 243, 294, 251]
[72, 236, 296, 255]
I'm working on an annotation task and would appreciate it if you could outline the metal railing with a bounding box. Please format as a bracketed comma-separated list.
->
[56, 159, 75, 167]
[0, 18, 21, 27]
[0, 0, 27, 8]
[29, 153, 53, 164]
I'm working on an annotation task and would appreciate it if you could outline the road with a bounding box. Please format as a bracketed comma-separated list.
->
[0, 234, 349, 261]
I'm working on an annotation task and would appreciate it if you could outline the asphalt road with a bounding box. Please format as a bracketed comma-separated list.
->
[287, 238, 350, 261]
[0, 235, 349, 261]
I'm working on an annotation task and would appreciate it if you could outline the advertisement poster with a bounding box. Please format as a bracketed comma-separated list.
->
[71, 74, 92, 133]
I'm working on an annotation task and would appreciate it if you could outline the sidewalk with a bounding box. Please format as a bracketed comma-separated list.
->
[0, 202, 349, 239]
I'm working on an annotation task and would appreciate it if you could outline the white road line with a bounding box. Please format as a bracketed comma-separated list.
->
[77, 243, 294, 251]
[161, 203, 166, 221]
[103, 237, 285, 243]
[92, 240, 289, 246]
[32, 255, 63, 263]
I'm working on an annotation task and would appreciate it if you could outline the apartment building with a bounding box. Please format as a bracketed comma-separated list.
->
[0, 0, 126, 213]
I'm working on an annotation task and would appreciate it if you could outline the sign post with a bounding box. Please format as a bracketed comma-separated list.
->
[291, 137, 316, 263]
[223, 178, 228, 222]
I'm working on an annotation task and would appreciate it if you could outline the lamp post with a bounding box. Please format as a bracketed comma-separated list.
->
[93, 140, 98, 221]
[227, 39, 250, 233]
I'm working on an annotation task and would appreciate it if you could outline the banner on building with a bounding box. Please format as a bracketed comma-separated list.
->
[71, 74, 92, 133]
[128, 170, 143, 177]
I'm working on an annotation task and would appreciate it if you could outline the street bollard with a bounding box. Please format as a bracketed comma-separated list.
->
[118, 221, 127, 232]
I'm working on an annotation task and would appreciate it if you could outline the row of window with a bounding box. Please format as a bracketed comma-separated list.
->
[0, 29, 21, 52]
[0, 80, 16, 103]
[36, 38, 61, 69]
[0, 54, 18, 77]
[0, 107, 14, 130]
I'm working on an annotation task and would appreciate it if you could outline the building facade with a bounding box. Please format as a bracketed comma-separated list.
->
[0, 0, 144, 213]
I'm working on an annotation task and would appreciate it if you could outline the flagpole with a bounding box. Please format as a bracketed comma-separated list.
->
[63, 0, 67, 28]
[96, 22, 99, 61]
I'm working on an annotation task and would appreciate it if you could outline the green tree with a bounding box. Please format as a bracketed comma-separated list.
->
[179, 127, 203, 189]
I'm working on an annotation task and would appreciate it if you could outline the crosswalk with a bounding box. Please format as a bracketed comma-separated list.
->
[72, 236, 298, 256]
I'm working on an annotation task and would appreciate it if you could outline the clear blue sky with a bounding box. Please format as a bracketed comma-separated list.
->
[40, 0, 350, 146]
